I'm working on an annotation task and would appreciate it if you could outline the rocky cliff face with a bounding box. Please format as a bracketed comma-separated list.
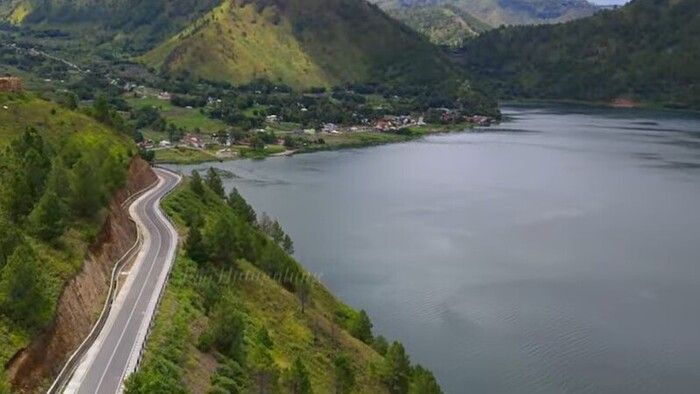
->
[5, 158, 157, 393]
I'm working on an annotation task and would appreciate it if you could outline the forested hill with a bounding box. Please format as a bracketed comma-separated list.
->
[1, 0, 462, 91]
[380, 4, 492, 47]
[372, 0, 598, 28]
[457, 0, 700, 109]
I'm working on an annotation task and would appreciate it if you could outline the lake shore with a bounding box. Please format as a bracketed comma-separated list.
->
[154, 122, 479, 165]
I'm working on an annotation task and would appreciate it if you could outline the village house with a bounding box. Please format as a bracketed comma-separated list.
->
[322, 123, 338, 133]
[182, 133, 205, 149]
[374, 115, 419, 132]
[0, 76, 23, 92]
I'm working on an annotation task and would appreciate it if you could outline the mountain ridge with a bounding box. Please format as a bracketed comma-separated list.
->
[457, 0, 700, 109]
[1, 0, 463, 90]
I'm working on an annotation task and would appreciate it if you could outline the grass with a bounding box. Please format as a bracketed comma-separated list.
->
[126, 96, 227, 134]
[154, 147, 220, 164]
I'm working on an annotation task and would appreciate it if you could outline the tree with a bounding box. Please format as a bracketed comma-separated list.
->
[409, 365, 442, 394]
[283, 358, 312, 394]
[372, 335, 389, 356]
[283, 233, 295, 255]
[206, 167, 225, 198]
[250, 135, 265, 151]
[296, 279, 311, 314]
[333, 355, 355, 394]
[270, 220, 285, 244]
[349, 310, 373, 344]
[199, 298, 246, 362]
[190, 170, 204, 196]
[185, 224, 208, 264]
[258, 212, 274, 235]
[0, 244, 54, 331]
[205, 213, 238, 264]
[379, 342, 411, 394]
[0, 129, 51, 221]
[70, 155, 103, 218]
[93, 95, 110, 123]
[227, 188, 256, 224]
[28, 190, 66, 241]
[46, 156, 71, 201]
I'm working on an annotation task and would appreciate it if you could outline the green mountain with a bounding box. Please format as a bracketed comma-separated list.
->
[385, 4, 492, 47]
[141, 0, 458, 89]
[2, 0, 461, 90]
[457, 0, 700, 109]
[372, 0, 599, 28]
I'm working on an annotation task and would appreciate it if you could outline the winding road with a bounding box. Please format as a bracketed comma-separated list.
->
[64, 168, 181, 394]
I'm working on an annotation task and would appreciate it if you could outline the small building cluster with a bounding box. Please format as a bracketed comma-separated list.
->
[374, 115, 424, 132]
[0, 76, 23, 92]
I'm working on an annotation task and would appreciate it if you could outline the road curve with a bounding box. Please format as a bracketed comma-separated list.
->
[65, 168, 181, 394]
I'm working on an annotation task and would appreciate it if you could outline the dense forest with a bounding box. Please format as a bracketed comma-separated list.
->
[458, 0, 700, 109]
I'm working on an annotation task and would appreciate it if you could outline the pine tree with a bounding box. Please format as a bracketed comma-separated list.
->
[409, 365, 442, 394]
[350, 310, 373, 344]
[206, 167, 225, 198]
[70, 155, 103, 218]
[185, 224, 208, 263]
[282, 234, 294, 254]
[227, 188, 256, 224]
[0, 244, 54, 330]
[205, 213, 238, 264]
[46, 156, 71, 201]
[380, 342, 412, 394]
[29, 190, 65, 241]
[190, 170, 204, 196]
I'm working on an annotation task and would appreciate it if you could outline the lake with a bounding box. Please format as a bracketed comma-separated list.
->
[168, 105, 700, 393]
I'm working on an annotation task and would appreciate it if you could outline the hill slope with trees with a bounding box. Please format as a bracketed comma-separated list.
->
[372, 0, 598, 28]
[457, 0, 700, 109]
[383, 4, 492, 47]
[0, 92, 135, 390]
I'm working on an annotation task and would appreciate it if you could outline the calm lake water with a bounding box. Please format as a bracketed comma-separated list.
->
[169, 106, 700, 393]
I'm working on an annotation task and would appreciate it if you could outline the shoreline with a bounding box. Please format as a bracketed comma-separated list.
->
[154, 122, 479, 165]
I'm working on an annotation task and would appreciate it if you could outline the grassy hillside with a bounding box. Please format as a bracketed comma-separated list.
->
[384, 4, 491, 47]
[140, 0, 459, 89]
[0, 92, 134, 389]
[126, 174, 442, 393]
[372, 0, 598, 27]
[458, 0, 700, 109]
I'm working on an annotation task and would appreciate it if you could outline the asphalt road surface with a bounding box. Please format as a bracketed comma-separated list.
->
[66, 168, 180, 394]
